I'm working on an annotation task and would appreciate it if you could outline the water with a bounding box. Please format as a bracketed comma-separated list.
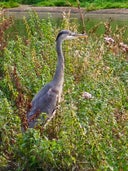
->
[4, 6, 128, 21]
[4, 9, 128, 40]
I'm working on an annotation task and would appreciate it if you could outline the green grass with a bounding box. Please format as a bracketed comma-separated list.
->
[0, 1, 19, 8]
[0, 12, 128, 170]
[84, 2, 128, 11]
[0, 0, 128, 9]
[35, 0, 128, 9]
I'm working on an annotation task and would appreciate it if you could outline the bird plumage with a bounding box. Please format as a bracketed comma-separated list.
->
[27, 30, 87, 128]
[27, 83, 58, 127]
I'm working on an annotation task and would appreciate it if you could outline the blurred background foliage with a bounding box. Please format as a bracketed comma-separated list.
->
[0, 0, 128, 9]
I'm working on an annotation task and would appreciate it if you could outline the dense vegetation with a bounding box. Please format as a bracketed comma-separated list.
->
[0, 11, 128, 170]
[0, 0, 128, 9]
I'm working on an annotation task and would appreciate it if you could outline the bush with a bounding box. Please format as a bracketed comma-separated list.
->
[21, 0, 42, 4]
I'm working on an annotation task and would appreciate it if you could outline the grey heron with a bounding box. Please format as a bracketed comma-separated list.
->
[27, 30, 87, 128]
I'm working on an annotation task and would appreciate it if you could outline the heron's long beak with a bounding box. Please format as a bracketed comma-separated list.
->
[75, 33, 88, 38]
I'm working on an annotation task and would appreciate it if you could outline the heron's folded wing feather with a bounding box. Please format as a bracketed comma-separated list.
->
[28, 86, 59, 118]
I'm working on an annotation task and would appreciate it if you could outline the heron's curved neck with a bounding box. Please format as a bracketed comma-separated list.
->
[53, 39, 64, 86]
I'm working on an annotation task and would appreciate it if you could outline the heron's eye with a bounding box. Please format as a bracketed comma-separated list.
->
[69, 33, 73, 36]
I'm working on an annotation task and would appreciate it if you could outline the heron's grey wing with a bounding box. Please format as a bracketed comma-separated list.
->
[28, 88, 59, 128]
[27, 85, 59, 127]
[32, 83, 52, 103]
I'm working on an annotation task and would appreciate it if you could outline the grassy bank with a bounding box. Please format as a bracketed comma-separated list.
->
[0, 0, 128, 9]
[0, 11, 128, 170]
[35, 0, 128, 10]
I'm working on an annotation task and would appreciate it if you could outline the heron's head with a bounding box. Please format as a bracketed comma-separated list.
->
[56, 30, 87, 42]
